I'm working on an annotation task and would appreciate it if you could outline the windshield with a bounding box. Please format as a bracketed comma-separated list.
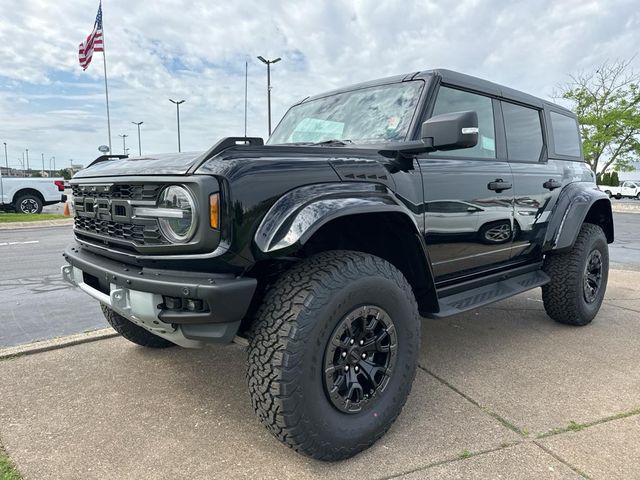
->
[268, 80, 425, 145]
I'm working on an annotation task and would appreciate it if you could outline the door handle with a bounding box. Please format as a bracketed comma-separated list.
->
[543, 179, 562, 191]
[487, 179, 512, 193]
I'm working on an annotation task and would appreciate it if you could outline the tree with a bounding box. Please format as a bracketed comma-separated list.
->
[601, 171, 611, 185]
[610, 171, 620, 186]
[559, 59, 640, 173]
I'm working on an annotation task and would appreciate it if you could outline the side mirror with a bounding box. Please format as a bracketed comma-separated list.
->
[421, 111, 478, 151]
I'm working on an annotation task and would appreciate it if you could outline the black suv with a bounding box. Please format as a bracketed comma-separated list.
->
[62, 69, 613, 460]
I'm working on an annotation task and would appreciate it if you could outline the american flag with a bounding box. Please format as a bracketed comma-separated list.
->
[78, 2, 104, 70]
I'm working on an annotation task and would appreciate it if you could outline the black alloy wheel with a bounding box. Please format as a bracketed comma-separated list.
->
[583, 249, 603, 304]
[323, 305, 398, 414]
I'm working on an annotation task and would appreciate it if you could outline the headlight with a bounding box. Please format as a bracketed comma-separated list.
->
[157, 186, 197, 243]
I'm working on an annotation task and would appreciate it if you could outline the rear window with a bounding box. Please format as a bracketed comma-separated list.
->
[502, 102, 544, 162]
[550, 112, 581, 157]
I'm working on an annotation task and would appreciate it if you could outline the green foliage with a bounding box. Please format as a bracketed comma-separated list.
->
[611, 171, 620, 186]
[30, 171, 42, 177]
[560, 60, 640, 173]
[55, 169, 72, 180]
[601, 172, 611, 185]
[0, 447, 22, 480]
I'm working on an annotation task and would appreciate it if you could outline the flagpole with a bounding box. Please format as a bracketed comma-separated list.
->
[244, 61, 248, 137]
[100, 2, 112, 154]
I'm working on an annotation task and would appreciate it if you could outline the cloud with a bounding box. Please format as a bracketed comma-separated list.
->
[0, 0, 638, 167]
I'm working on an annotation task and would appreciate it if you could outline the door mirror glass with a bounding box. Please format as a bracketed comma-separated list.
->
[421, 110, 478, 151]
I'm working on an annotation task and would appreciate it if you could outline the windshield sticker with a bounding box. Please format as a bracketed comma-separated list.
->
[289, 118, 345, 143]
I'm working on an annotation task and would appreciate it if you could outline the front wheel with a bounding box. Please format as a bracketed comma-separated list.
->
[246, 251, 421, 461]
[542, 223, 609, 326]
[101, 305, 175, 348]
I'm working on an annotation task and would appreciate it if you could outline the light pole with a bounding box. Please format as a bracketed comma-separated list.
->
[3, 142, 7, 171]
[41, 153, 45, 176]
[169, 99, 185, 152]
[257, 56, 281, 136]
[53, 156, 56, 172]
[25, 148, 29, 173]
[131, 121, 143, 155]
[118, 134, 129, 155]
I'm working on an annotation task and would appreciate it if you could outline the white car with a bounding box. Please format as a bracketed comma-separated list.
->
[0, 176, 67, 213]
[598, 181, 640, 199]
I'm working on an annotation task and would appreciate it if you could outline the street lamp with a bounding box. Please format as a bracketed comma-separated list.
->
[118, 134, 129, 155]
[257, 56, 281, 136]
[25, 148, 29, 173]
[131, 121, 143, 156]
[3, 142, 7, 171]
[169, 99, 185, 152]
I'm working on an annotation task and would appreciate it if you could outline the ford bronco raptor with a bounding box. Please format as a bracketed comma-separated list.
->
[62, 69, 613, 460]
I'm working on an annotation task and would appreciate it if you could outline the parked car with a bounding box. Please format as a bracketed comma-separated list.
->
[62, 69, 613, 461]
[0, 176, 66, 213]
[598, 180, 640, 199]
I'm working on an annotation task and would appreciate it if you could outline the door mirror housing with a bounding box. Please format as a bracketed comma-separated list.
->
[378, 110, 479, 163]
[421, 110, 478, 151]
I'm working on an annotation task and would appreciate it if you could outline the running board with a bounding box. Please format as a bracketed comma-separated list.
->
[428, 270, 550, 319]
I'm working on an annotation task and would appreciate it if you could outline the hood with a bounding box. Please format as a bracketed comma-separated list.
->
[73, 151, 206, 178]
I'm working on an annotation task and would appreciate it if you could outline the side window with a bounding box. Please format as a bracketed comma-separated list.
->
[431, 86, 496, 158]
[502, 102, 544, 162]
[550, 112, 581, 157]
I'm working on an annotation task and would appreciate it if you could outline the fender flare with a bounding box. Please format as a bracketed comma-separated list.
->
[255, 182, 416, 252]
[254, 182, 439, 313]
[544, 182, 613, 252]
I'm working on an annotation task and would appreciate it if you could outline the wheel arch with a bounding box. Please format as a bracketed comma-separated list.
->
[545, 183, 613, 252]
[253, 183, 439, 314]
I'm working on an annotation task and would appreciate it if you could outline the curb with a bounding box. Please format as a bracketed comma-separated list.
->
[0, 219, 73, 230]
[0, 328, 118, 360]
[611, 203, 640, 214]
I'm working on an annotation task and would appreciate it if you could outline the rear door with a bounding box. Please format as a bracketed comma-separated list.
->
[502, 101, 565, 263]
[417, 85, 515, 281]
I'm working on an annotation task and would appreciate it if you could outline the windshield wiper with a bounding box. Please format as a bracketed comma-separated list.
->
[312, 139, 353, 146]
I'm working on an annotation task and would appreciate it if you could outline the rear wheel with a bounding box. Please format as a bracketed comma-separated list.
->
[542, 223, 608, 326]
[101, 305, 175, 348]
[615, 193, 622, 199]
[246, 250, 420, 460]
[14, 194, 43, 214]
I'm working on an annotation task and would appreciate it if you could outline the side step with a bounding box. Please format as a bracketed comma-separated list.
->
[428, 270, 550, 319]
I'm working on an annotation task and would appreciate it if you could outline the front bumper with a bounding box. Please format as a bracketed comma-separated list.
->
[62, 244, 257, 347]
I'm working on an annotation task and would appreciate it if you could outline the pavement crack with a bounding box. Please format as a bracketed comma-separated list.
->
[533, 441, 591, 479]
[376, 443, 523, 480]
[604, 302, 640, 315]
[418, 365, 526, 436]
[537, 407, 640, 439]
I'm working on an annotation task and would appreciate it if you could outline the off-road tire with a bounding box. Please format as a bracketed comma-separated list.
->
[542, 223, 608, 326]
[14, 193, 43, 214]
[101, 305, 175, 348]
[246, 250, 421, 461]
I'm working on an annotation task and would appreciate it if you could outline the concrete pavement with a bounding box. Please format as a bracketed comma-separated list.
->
[0, 269, 638, 479]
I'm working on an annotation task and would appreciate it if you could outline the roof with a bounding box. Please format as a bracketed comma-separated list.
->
[299, 68, 574, 116]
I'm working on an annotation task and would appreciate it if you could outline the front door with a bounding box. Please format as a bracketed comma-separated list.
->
[417, 85, 515, 281]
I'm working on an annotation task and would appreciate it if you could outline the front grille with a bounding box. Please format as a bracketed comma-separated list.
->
[72, 182, 168, 248]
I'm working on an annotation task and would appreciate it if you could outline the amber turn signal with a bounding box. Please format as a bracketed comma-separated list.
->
[209, 193, 219, 229]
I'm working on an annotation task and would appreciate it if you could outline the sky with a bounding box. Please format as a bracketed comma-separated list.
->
[0, 0, 638, 169]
